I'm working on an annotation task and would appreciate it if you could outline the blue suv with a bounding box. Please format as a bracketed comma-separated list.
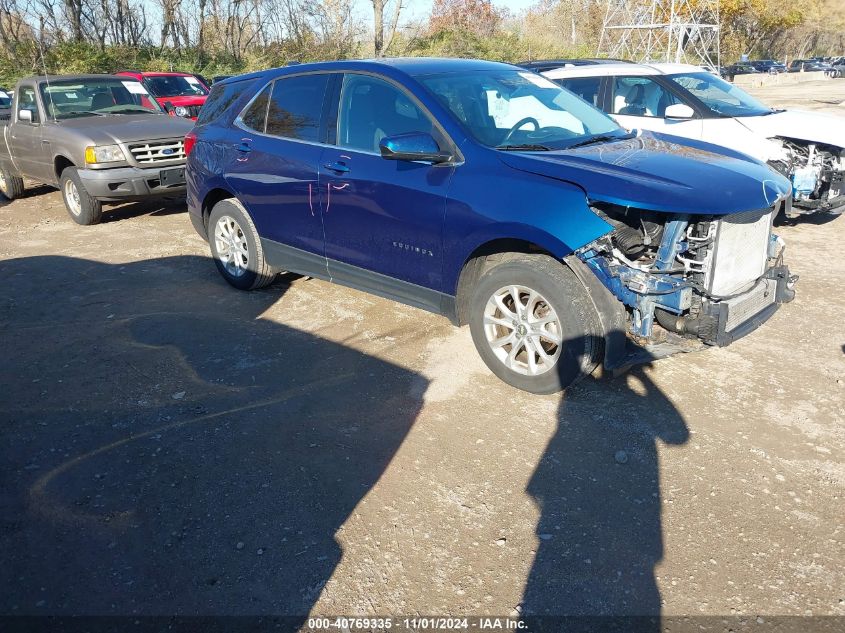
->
[186, 58, 796, 393]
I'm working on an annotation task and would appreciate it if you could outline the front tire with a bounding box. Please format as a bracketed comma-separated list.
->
[468, 253, 603, 394]
[60, 167, 102, 225]
[208, 198, 278, 290]
[0, 166, 24, 200]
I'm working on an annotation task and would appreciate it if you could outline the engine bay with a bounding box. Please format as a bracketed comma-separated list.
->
[579, 203, 797, 352]
[770, 137, 845, 215]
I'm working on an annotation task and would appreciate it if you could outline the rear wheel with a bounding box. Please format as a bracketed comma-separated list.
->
[468, 253, 603, 394]
[60, 167, 102, 225]
[0, 166, 24, 200]
[208, 198, 278, 290]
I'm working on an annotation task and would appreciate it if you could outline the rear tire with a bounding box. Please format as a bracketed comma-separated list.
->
[0, 166, 24, 200]
[60, 167, 102, 225]
[208, 198, 278, 290]
[468, 253, 603, 394]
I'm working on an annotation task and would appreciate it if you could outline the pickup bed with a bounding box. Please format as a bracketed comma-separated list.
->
[0, 74, 193, 225]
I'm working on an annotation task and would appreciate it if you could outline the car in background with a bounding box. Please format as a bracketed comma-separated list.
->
[115, 70, 209, 119]
[0, 88, 11, 119]
[0, 74, 192, 224]
[750, 60, 787, 74]
[186, 58, 795, 393]
[788, 59, 834, 74]
[828, 57, 845, 78]
[539, 62, 845, 217]
[720, 62, 760, 81]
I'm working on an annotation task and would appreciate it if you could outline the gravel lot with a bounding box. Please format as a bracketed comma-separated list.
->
[1, 79, 843, 625]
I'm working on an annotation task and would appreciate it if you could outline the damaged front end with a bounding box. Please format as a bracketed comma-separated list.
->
[770, 138, 845, 216]
[577, 200, 798, 368]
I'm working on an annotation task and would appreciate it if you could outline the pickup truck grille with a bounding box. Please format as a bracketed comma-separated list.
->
[127, 139, 186, 165]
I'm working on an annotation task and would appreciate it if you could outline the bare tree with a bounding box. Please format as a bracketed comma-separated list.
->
[372, 0, 402, 57]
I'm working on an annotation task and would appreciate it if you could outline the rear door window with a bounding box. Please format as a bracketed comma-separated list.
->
[265, 74, 330, 142]
[556, 77, 603, 108]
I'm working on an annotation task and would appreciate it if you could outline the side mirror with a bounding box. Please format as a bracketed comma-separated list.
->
[18, 109, 32, 122]
[664, 103, 695, 120]
[379, 132, 451, 164]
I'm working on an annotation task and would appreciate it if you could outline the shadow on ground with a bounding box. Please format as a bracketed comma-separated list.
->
[522, 365, 689, 626]
[0, 254, 426, 616]
[1, 253, 690, 624]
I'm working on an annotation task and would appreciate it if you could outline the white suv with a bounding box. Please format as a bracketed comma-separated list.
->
[537, 62, 845, 217]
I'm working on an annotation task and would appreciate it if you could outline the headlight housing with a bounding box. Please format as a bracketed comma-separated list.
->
[174, 106, 189, 118]
[84, 144, 125, 165]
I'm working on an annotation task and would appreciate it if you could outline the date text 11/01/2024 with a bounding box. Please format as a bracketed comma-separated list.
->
[307, 617, 527, 630]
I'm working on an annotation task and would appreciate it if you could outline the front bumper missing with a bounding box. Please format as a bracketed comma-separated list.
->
[601, 265, 796, 375]
[790, 172, 845, 216]
[696, 264, 796, 346]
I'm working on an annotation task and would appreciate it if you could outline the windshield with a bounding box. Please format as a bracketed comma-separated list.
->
[39, 78, 164, 119]
[0, 91, 10, 107]
[668, 71, 772, 117]
[145, 75, 208, 98]
[420, 69, 625, 150]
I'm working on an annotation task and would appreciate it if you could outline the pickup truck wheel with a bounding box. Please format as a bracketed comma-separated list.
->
[60, 168, 102, 225]
[208, 198, 278, 290]
[0, 167, 24, 200]
[468, 253, 603, 394]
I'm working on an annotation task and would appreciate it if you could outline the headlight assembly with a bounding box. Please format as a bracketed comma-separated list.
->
[174, 106, 189, 118]
[84, 144, 126, 165]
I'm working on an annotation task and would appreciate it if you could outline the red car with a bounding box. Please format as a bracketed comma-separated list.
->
[115, 71, 209, 120]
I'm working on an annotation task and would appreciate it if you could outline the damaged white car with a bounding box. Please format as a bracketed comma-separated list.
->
[538, 62, 845, 218]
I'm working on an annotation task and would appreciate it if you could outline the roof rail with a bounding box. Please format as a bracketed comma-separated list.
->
[517, 58, 633, 73]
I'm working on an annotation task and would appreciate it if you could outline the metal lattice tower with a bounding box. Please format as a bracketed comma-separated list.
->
[598, 0, 721, 67]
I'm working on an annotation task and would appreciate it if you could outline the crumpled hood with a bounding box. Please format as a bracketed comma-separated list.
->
[58, 113, 194, 145]
[498, 131, 791, 215]
[737, 110, 845, 149]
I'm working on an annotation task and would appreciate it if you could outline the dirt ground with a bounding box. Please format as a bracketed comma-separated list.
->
[1, 79, 843, 626]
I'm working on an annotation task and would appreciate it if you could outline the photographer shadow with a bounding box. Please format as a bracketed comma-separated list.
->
[522, 340, 689, 629]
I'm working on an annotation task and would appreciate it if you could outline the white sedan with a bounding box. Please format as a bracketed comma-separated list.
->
[539, 62, 845, 217]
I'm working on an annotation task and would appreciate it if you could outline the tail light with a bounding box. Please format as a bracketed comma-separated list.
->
[184, 131, 197, 156]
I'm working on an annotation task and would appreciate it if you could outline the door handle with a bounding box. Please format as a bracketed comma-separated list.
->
[41, 140, 50, 145]
[234, 142, 252, 153]
[324, 161, 350, 174]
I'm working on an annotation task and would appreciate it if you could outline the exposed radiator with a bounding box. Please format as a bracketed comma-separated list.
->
[705, 209, 773, 296]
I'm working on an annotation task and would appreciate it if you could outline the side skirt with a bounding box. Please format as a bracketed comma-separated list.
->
[261, 237, 457, 322]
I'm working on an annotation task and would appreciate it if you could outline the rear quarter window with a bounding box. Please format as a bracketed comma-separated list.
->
[196, 78, 256, 126]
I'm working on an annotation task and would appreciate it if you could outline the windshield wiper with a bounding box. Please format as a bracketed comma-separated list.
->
[107, 108, 157, 115]
[495, 143, 552, 151]
[61, 110, 105, 118]
[566, 132, 632, 149]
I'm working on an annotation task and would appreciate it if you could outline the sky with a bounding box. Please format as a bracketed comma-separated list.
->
[359, 0, 540, 22]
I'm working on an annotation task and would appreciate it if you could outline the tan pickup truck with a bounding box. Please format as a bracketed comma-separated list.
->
[0, 74, 193, 225]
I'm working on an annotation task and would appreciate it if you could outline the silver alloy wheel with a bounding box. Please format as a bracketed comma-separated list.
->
[64, 178, 82, 216]
[214, 215, 250, 278]
[483, 284, 563, 376]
